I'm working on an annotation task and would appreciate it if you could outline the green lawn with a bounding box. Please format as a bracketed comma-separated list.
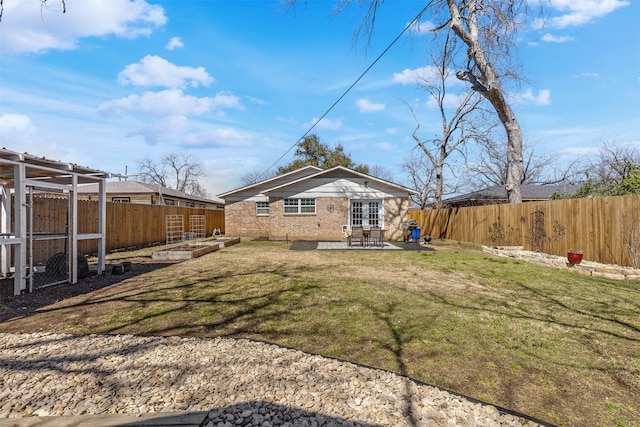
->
[2, 240, 638, 426]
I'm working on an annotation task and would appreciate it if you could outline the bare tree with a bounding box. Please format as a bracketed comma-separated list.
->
[403, 147, 464, 208]
[320, 0, 531, 203]
[368, 164, 395, 182]
[445, 1, 531, 203]
[408, 30, 492, 208]
[239, 169, 277, 186]
[570, 139, 640, 197]
[403, 149, 437, 209]
[464, 137, 581, 190]
[137, 153, 208, 198]
[587, 139, 640, 187]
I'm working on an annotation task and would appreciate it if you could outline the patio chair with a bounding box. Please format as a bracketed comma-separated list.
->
[349, 226, 364, 247]
[369, 227, 383, 247]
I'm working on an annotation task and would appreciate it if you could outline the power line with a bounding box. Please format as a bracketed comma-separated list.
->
[260, 5, 428, 178]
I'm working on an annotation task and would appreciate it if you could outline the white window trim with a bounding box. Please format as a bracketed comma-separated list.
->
[283, 198, 316, 215]
[256, 201, 270, 216]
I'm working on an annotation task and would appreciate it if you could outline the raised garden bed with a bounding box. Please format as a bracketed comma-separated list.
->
[152, 244, 219, 260]
[152, 237, 241, 260]
[187, 237, 241, 248]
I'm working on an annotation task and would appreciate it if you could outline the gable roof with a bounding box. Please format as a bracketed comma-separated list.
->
[262, 165, 417, 195]
[217, 165, 322, 198]
[443, 183, 580, 205]
[78, 180, 224, 205]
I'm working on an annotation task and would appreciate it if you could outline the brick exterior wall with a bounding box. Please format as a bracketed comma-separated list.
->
[383, 197, 410, 241]
[224, 200, 270, 239]
[226, 196, 410, 241]
[268, 197, 348, 241]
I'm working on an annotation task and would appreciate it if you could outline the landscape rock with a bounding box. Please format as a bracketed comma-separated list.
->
[0, 332, 546, 427]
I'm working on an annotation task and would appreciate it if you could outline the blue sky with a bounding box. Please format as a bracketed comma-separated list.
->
[1, 0, 638, 197]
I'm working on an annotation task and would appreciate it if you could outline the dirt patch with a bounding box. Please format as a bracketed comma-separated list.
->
[0, 257, 178, 323]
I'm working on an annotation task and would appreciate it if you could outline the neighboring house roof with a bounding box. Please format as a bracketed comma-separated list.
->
[78, 180, 224, 206]
[218, 165, 322, 198]
[261, 166, 417, 195]
[443, 183, 580, 206]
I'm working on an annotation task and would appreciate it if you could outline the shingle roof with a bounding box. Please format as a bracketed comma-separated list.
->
[217, 165, 322, 198]
[262, 165, 417, 195]
[77, 180, 224, 205]
[444, 183, 580, 205]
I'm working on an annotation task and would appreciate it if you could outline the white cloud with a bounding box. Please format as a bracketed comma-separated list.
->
[409, 19, 436, 36]
[356, 98, 386, 113]
[0, 0, 166, 54]
[118, 55, 213, 89]
[98, 89, 243, 117]
[128, 116, 256, 147]
[375, 142, 395, 151]
[180, 126, 257, 149]
[128, 115, 189, 144]
[575, 72, 600, 79]
[541, 33, 574, 43]
[393, 66, 439, 85]
[392, 65, 462, 88]
[386, 128, 398, 135]
[0, 113, 38, 141]
[0, 113, 88, 164]
[166, 37, 184, 50]
[547, 0, 630, 28]
[510, 89, 551, 106]
[303, 117, 344, 131]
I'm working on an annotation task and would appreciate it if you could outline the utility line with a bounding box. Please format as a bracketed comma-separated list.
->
[261, 5, 428, 178]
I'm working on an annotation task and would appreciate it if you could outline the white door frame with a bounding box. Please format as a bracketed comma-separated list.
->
[350, 199, 383, 228]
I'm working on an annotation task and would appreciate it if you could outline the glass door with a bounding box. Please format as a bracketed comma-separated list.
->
[351, 200, 382, 228]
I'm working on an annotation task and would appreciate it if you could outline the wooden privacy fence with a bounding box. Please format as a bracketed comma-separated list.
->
[31, 198, 224, 259]
[408, 195, 640, 267]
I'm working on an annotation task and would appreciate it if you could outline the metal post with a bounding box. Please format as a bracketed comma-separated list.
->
[0, 185, 9, 277]
[13, 164, 26, 296]
[97, 179, 107, 274]
[28, 187, 33, 293]
[70, 174, 78, 284]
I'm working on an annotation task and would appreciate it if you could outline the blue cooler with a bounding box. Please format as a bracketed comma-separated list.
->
[411, 226, 420, 241]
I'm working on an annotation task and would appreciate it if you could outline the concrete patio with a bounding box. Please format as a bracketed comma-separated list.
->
[289, 240, 433, 251]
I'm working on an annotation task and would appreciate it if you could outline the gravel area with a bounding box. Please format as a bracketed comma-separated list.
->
[1, 332, 548, 427]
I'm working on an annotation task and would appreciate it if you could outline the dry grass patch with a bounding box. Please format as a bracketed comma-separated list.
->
[1, 240, 638, 426]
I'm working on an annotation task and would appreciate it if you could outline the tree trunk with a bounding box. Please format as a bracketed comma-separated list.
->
[434, 164, 444, 209]
[504, 114, 523, 203]
[448, 0, 523, 203]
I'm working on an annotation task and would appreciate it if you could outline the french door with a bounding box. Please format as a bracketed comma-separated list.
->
[351, 200, 382, 228]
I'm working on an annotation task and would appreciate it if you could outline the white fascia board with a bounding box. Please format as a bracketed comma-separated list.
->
[266, 176, 412, 199]
[217, 165, 322, 198]
[263, 166, 417, 195]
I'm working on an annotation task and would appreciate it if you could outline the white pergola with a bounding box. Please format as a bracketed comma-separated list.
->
[0, 149, 115, 296]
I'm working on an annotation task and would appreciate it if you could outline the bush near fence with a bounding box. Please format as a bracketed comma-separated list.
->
[408, 195, 640, 267]
[31, 198, 224, 262]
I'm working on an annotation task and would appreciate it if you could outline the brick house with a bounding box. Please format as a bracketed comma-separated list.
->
[219, 165, 416, 241]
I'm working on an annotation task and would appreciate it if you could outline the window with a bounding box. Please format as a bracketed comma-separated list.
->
[111, 197, 130, 203]
[256, 201, 269, 215]
[284, 198, 316, 214]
